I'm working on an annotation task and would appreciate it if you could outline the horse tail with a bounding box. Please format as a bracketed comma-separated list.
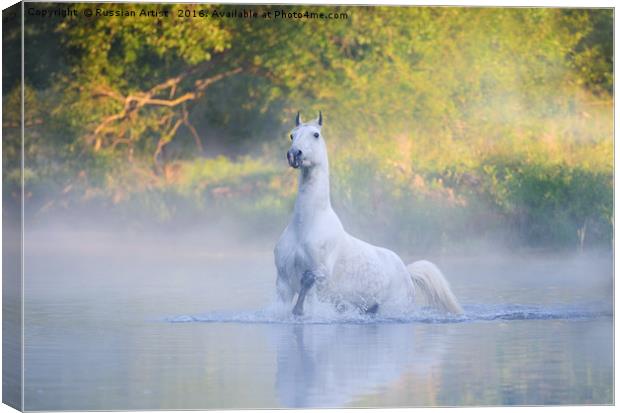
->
[407, 260, 463, 314]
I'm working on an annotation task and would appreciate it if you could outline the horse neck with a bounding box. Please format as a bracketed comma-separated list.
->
[293, 162, 332, 220]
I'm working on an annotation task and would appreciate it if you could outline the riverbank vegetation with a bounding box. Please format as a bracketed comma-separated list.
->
[3, 5, 612, 251]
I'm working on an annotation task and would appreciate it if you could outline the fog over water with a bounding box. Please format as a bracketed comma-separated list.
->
[2, 4, 612, 409]
[19, 212, 612, 409]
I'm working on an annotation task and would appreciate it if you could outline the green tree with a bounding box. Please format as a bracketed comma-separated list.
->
[7, 5, 612, 249]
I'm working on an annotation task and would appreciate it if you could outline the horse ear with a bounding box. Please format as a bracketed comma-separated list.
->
[317, 111, 323, 126]
[295, 111, 302, 126]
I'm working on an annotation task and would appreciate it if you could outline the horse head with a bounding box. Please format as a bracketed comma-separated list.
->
[287, 111, 326, 169]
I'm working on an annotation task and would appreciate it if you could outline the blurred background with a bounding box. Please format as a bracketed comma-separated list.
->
[3, 4, 613, 254]
[3, 5, 613, 408]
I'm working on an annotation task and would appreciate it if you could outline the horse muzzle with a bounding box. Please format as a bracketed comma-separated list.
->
[287, 149, 303, 169]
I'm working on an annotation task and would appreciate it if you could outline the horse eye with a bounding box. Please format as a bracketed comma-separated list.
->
[313, 132, 319, 138]
[290, 134, 294, 140]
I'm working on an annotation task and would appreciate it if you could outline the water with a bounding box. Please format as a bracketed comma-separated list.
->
[23, 230, 613, 409]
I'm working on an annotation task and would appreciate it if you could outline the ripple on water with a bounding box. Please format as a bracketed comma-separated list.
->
[166, 303, 612, 325]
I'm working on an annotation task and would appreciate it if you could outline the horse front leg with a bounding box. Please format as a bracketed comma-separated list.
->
[276, 274, 295, 304]
[292, 270, 316, 316]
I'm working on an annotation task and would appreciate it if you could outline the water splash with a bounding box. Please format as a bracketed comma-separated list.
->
[166, 302, 612, 325]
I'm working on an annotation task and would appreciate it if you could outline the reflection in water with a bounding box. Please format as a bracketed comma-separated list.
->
[22, 230, 613, 409]
[274, 323, 448, 407]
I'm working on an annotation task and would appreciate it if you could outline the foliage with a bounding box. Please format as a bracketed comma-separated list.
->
[3, 5, 613, 251]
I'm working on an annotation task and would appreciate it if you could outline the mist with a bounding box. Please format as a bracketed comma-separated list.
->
[4, 4, 613, 408]
[17, 205, 612, 409]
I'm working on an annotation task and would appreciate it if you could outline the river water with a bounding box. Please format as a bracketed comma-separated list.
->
[23, 230, 613, 409]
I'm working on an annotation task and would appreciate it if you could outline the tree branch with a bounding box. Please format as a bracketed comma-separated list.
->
[88, 66, 242, 151]
[182, 103, 203, 153]
[153, 118, 183, 166]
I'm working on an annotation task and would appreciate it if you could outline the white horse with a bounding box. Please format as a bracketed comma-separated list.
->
[274, 112, 462, 316]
